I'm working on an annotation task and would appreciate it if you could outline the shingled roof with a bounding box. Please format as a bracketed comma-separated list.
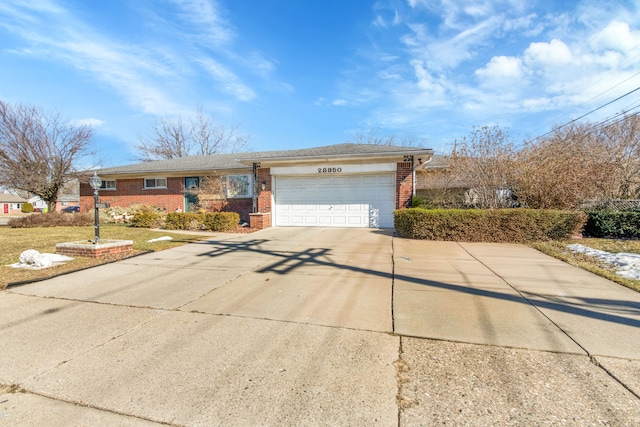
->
[0, 193, 27, 203]
[97, 143, 434, 176]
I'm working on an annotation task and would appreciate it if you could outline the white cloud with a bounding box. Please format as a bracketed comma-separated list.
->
[0, 1, 266, 114]
[475, 55, 523, 80]
[402, 14, 504, 70]
[358, 0, 640, 143]
[524, 39, 572, 67]
[0, 3, 185, 114]
[69, 118, 104, 127]
[169, 0, 235, 46]
[332, 99, 347, 106]
[197, 57, 256, 101]
[401, 60, 449, 108]
[590, 21, 640, 55]
[522, 97, 552, 111]
[502, 13, 543, 36]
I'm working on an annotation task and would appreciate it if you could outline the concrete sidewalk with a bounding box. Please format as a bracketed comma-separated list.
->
[393, 239, 640, 425]
[1, 228, 639, 425]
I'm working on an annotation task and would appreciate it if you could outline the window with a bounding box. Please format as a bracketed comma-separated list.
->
[144, 178, 167, 189]
[226, 174, 252, 198]
[101, 180, 116, 190]
[184, 177, 200, 191]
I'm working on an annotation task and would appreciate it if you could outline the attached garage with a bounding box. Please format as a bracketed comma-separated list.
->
[90, 143, 434, 230]
[271, 163, 398, 228]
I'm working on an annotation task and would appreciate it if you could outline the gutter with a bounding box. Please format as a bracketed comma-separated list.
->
[235, 149, 434, 166]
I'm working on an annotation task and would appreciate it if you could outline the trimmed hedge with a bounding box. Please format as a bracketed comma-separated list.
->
[131, 211, 164, 228]
[9, 212, 93, 228]
[394, 208, 586, 242]
[165, 212, 204, 230]
[584, 209, 640, 239]
[203, 212, 239, 232]
[130, 211, 240, 232]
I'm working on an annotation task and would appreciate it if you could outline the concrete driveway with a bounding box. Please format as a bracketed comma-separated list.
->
[1, 227, 639, 425]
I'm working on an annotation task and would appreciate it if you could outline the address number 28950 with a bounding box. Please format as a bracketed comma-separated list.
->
[317, 167, 342, 173]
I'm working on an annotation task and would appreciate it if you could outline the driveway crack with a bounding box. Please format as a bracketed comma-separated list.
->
[457, 242, 640, 401]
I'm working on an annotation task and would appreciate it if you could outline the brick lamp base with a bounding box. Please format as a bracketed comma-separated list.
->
[56, 240, 133, 258]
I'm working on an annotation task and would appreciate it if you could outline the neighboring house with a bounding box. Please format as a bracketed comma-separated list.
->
[0, 193, 27, 214]
[26, 195, 81, 213]
[56, 194, 81, 211]
[80, 143, 434, 229]
[415, 156, 518, 208]
[27, 196, 48, 213]
[26, 180, 80, 212]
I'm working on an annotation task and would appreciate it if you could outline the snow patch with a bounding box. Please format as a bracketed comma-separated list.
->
[566, 244, 640, 280]
[147, 236, 173, 243]
[10, 249, 74, 269]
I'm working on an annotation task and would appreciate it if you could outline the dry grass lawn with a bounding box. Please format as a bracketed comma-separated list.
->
[532, 238, 640, 293]
[0, 225, 212, 289]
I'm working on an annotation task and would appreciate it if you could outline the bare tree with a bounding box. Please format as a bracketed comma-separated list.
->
[515, 122, 616, 209]
[350, 126, 427, 147]
[136, 108, 250, 161]
[599, 113, 640, 199]
[0, 100, 94, 212]
[182, 174, 227, 212]
[449, 125, 517, 208]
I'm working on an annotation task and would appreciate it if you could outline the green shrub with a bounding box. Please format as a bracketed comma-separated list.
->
[130, 211, 163, 228]
[584, 209, 640, 238]
[165, 212, 204, 230]
[21, 202, 34, 213]
[203, 212, 239, 232]
[394, 208, 586, 242]
[411, 196, 435, 209]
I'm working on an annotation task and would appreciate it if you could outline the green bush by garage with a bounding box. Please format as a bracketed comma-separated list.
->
[394, 208, 586, 242]
[583, 209, 640, 239]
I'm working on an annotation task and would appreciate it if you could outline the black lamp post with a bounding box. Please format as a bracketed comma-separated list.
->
[89, 172, 102, 244]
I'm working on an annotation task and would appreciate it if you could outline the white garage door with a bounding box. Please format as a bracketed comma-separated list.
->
[274, 174, 396, 228]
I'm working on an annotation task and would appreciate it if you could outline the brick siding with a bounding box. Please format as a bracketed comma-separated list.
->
[56, 241, 133, 258]
[80, 177, 184, 212]
[396, 161, 414, 209]
[80, 177, 253, 222]
[257, 168, 272, 214]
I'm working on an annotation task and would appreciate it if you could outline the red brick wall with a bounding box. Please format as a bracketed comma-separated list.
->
[80, 177, 253, 222]
[249, 212, 271, 229]
[56, 242, 133, 258]
[396, 162, 414, 209]
[257, 168, 272, 213]
[80, 177, 184, 212]
[205, 198, 253, 223]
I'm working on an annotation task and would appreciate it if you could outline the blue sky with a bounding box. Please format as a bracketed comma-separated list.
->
[1, 0, 639, 167]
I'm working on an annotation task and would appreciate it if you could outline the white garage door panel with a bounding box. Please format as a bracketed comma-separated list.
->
[275, 174, 395, 228]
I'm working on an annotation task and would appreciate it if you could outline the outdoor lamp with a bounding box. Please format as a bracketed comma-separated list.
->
[261, 181, 266, 191]
[89, 172, 102, 244]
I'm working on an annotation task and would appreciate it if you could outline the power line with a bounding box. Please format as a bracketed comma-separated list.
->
[584, 70, 640, 105]
[528, 84, 640, 143]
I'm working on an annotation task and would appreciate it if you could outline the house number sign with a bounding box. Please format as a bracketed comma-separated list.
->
[317, 167, 343, 173]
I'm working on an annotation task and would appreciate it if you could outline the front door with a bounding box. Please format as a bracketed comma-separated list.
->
[3, 203, 8, 214]
[184, 177, 200, 212]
